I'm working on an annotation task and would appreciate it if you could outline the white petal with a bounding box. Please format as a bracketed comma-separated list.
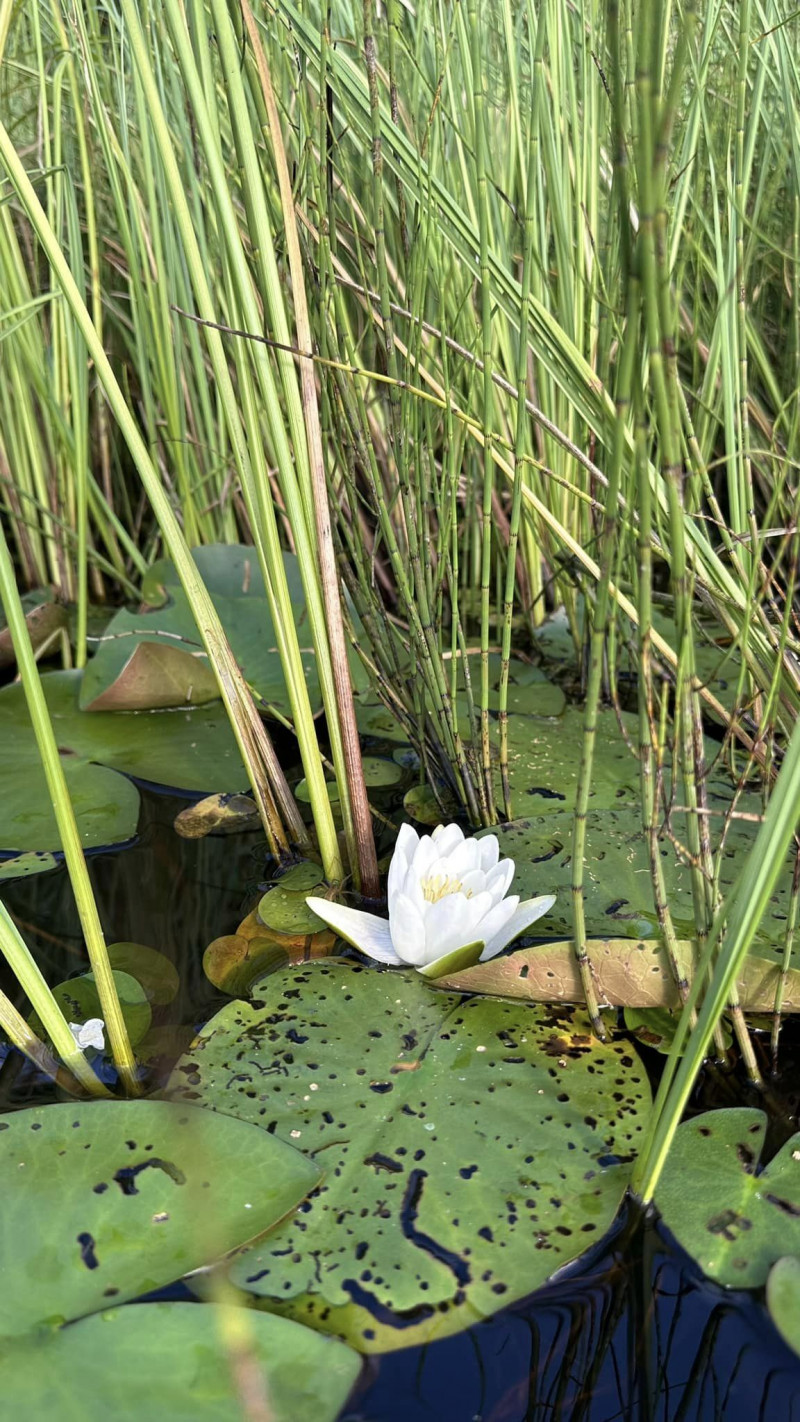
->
[444, 836, 481, 878]
[459, 868, 488, 899]
[484, 859, 515, 905]
[472, 895, 518, 950]
[387, 843, 410, 905]
[480, 894, 556, 961]
[421, 893, 475, 960]
[395, 822, 420, 858]
[410, 834, 438, 879]
[431, 824, 465, 854]
[389, 891, 427, 964]
[478, 836, 500, 871]
[305, 897, 401, 963]
[69, 1018, 105, 1051]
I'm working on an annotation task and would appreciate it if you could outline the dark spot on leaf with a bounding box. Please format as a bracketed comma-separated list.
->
[400, 1170, 470, 1286]
[369, 1082, 393, 1094]
[113, 1158, 187, 1196]
[364, 1153, 404, 1175]
[765, 1194, 800, 1218]
[77, 1233, 99, 1269]
[459, 1166, 478, 1180]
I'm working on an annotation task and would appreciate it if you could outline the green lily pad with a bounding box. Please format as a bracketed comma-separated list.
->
[0, 670, 246, 858]
[0, 852, 59, 881]
[80, 546, 369, 715]
[106, 944, 180, 1007]
[257, 886, 326, 936]
[0, 1303, 360, 1421]
[403, 783, 458, 825]
[654, 1109, 800, 1287]
[27, 970, 151, 1049]
[0, 1099, 321, 1338]
[167, 960, 650, 1352]
[767, 1257, 800, 1357]
[483, 808, 796, 956]
[294, 757, 402, 807]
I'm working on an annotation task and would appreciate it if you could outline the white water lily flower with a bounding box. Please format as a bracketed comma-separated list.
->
[68, 1018, 105, 1052]
[307, 822, 555, 977]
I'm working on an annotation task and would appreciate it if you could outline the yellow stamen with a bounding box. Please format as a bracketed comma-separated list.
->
[420, 873, 471, 903]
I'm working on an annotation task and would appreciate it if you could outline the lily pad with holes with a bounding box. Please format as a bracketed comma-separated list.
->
[0, 669, 246, 859]
[0, 1098, 320, 1338]
[0, 1303, 360, 1421]
[654, 1109, 800, 1287]
[437, 938, 800, 1011]
[36, 970, 152, 1048]
[481, 809, 796, 956]
[167, 959, 650, 1352]
[0, 852, 59, 882]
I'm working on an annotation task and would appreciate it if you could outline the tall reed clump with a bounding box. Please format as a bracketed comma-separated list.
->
[1, 0, 800, 1098]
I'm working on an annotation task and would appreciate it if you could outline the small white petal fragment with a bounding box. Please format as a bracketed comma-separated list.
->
[68, 1018, 105, 1051]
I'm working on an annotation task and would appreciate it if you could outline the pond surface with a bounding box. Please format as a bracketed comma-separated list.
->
[2, 786, 800, 1421]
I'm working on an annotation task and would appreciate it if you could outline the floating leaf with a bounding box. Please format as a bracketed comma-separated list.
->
[173, 793, 260, 839]
[0, 1303, 360, 1422]
[257, 890, 326, 937]
[654, 1109, 800, 1287]
[403, 783, 458, 826]
[29, 970, 151, 1048]
[0, 588, 68, 669]
[767, 1257, 800, 1357]
[80, 546, 369, 715]
[0, 851, 59, 881]
[437, 938, 800, 1011]
[0, 670, 245, 858]
[203, 907, 336, 996]
[0, 1099, 321, 1337]
[168, 960, 650, 1352]
[295, 757, 401, 806]
[482, 809, 796, 956]
[106, 944, 180, 1007]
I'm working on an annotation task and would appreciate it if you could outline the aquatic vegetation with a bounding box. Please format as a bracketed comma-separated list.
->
[168, 960, 650, 1352]
[307, 822, 555, 977]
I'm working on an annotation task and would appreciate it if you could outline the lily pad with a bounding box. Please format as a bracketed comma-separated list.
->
[295, 756, 402, 806]
[767, 1257, 800, 1357]
[483, 809, 796, 956]
[203, 907, 336, 996]
[0, 669, 245, 858]
[0, 1303, 360, 1421]
[106, 944, 180, 1007]
[0, 1098, 321, 1337]
[167, 960, 650, 1352]
[173, 793, 260, 839]
[0, 852, 59, 881]
[0, 588, 68, 669]
[654, 1109, 800, 1287]
[80, 546, 369, 715]
[403, 783, 458, 825]
[437, 938, 800, 1011]
[26, 970, 152, 1050]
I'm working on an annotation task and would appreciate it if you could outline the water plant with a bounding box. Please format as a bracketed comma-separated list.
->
[0, 0, 800, 1411]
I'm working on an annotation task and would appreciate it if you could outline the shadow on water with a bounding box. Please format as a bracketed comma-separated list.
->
[2, 787, 800, 1419]
[343, 1202, 800, 1422]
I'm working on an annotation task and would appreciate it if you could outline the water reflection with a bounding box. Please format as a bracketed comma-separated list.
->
[342, 1205, 800, 1422]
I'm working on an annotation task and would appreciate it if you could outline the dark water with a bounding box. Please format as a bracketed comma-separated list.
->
[3, 787, 800, 1421]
